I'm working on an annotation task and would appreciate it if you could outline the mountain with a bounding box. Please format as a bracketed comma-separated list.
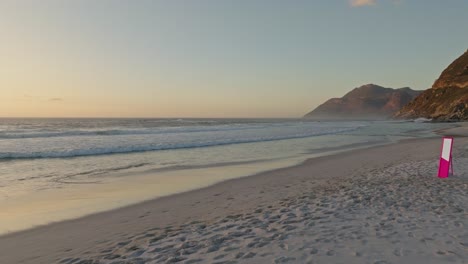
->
[304, 84, 422, 120]
[395, 50, 468, 121]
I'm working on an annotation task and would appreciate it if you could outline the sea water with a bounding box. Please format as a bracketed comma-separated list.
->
[0, 118, 451, 233]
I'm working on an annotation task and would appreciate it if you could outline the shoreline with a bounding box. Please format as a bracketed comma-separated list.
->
[0, 135, 396, 236]
[0, 125, 466, 263]
[0, 130, 422, 237]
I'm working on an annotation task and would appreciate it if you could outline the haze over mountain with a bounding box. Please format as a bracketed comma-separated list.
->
[395, 50, 468, 121]
[304, 84, 422, 120]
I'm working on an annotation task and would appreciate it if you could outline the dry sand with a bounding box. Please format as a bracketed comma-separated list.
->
[0, 127, 467, 264]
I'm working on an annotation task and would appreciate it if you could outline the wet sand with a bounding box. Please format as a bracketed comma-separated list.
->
[0, 127, 467, 264]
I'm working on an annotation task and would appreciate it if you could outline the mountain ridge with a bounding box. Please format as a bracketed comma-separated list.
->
[395, 50, 468, 121]
[304, 84, 422, 120]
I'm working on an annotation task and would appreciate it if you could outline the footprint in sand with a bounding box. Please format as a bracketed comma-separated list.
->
[274, 256, 296, 263]
[213, 253, 227, 260]
[393, 248, 402, 257]
[185, 259, 203, 264]
[117, 240, 131, 246]
[279, 243, 288, 250]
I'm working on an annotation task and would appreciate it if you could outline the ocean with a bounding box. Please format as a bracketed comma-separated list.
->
[0, 118, 451, 233]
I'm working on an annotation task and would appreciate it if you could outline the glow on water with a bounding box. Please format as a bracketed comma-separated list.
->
[0, 118, 452, 234]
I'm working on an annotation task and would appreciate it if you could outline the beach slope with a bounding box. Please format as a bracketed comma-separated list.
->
[0, 128, 467, 264]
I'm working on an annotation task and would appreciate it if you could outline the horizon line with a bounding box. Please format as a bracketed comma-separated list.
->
[0, 116, 305, 120]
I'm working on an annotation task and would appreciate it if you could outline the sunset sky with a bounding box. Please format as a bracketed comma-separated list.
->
[1, 0, 467, 118]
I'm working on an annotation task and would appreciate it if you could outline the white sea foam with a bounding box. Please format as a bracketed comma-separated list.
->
[0, 123, 361, 159]
[0, 119, 452, 201]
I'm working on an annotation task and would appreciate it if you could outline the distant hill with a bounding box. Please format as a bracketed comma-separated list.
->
[304, 84, 422, 120]
[395, 50, 468, 121]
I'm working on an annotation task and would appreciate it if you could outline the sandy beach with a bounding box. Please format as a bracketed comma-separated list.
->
[0, 127, 467, 264]
[2, 1, 467, 263]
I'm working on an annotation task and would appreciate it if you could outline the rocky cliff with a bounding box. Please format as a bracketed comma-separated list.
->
[304, 84, 421, 120]
[395, 50, 468, 121]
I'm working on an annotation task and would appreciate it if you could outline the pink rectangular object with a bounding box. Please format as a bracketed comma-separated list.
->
[438, 137, 454, 178]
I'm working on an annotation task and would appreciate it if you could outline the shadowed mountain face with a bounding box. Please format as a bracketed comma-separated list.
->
[304, 84, 421, 120]
[395, 50, 468, 121]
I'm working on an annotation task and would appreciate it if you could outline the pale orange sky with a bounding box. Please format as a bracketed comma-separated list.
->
[1, 1, 466, 118]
